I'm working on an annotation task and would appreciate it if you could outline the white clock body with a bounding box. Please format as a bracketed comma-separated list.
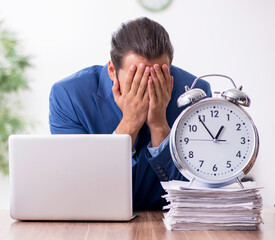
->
[170, 98, 259, 188]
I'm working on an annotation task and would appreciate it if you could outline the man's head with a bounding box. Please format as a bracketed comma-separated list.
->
[108, 17, 174, 84]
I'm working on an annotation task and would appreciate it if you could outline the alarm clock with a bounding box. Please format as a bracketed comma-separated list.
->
[170, 74, 259, 188]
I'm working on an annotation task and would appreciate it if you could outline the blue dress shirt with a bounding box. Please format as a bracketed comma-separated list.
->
[49, 64, 211, 210]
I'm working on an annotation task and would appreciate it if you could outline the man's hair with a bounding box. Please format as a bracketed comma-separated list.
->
[110, 17, 174, 73]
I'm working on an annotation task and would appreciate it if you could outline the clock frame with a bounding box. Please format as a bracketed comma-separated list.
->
[169, 74, 259, 188]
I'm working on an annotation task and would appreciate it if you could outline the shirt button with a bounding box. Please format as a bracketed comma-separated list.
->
[158, 168, 164, 173]
[162, 176, 169, 181]
[155, 164, 161, 170]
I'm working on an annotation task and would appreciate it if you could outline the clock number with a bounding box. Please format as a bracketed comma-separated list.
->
[210, 110, 219, 118]
[241, 137, 246, 144]
[199, 160, 204, 167]
[236, 151, 241, 158]
[198, 115, 205, 122]
[227, 114, 230, 121]
[189, 151, 194, 158]
[184, 137, 189, 144]
[188, 125, 197, 132]
[226, 161, 232, 168]
[212, 164, 218, 172]
[236, 123, 241, 131]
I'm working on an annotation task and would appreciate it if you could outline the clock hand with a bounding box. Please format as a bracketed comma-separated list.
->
[214, 126, 224, 140]
[198, 116, 215, 139]
[189, 139, 226, 142]
[190, 139, 212, 142]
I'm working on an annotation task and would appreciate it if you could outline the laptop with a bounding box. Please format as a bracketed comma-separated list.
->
[9, 134, 133, 221]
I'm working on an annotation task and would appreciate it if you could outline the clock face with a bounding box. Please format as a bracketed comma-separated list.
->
[138, 0, 172, 12]
[173, 98, 258, 183]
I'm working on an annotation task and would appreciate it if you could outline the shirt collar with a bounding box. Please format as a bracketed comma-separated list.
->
[97, 64, 113, 99]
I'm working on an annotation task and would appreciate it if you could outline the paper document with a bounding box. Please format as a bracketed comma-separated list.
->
[161, 180, 263, 231]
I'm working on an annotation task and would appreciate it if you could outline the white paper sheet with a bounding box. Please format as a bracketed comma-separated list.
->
[161, 180, 263, 231]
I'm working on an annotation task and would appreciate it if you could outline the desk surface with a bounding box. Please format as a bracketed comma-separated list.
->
[0, 209, 274, 240]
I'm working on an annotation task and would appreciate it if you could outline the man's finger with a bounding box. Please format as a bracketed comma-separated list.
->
[148, 77, 157, 104]
[112, 78, 121, 101]
[137, 66, 150, 98]
[153, 64, 166, 91]
[162, 64, 171, 92]
[124, 64, 136, 93]
[170, 76, 174, 94]
[143, 87, 149, 104]
[150, 67, 162, 100]
[130, 63, 145, 95]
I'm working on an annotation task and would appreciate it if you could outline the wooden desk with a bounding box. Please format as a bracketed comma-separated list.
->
[0, 209, 274, 240]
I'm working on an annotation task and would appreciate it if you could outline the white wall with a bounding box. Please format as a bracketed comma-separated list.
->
[1, 0, 274, 208]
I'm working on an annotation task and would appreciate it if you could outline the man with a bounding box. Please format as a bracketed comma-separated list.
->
[49, 17, 211, 210]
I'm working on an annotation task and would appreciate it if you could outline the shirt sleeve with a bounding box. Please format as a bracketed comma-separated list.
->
[49, 82, 88, 134]
[147, 133, 170, 158]
[145, 79, 212, 182]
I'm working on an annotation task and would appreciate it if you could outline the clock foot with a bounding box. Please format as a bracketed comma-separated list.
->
[188, 178, 195, 187]
[236, 177, 244, 189]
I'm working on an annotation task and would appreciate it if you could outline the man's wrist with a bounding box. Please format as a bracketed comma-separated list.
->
[149, 122, 170, 147]
[115, 118, 141, 148]
[147, 132, 170, 157]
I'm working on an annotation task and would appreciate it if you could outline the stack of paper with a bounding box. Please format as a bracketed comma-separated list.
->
[161, 181, 263, 231]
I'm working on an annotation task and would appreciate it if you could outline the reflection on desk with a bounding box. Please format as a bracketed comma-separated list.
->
[0, 209, 274, 240]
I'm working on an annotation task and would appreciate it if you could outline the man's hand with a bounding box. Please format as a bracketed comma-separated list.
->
[147, 64, 173, 147]
[113, 63, 150, 146]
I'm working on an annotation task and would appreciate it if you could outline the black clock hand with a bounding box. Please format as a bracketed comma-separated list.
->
[189, 139, 226, 142]
[198, 116, 215, 139]
[214, 126, 224, 140]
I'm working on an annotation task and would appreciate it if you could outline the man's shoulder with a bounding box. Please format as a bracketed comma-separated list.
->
[52, 65, 104, 94]
[167, 66, 212, 126]
[171, 65, 195, 79]
[171, 65, 209, 89]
